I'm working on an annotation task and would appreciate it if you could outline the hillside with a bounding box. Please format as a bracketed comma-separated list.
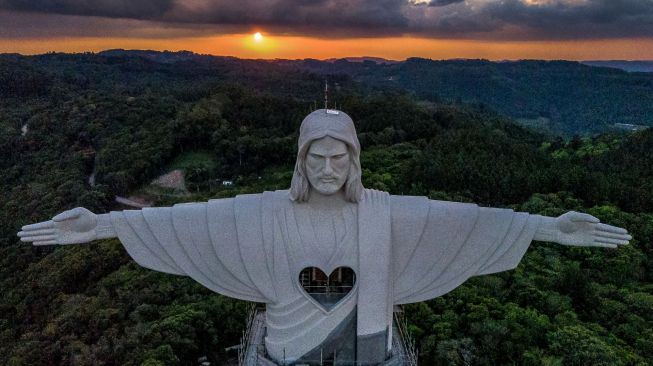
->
[5, 51, 653, 136]
[582, 60, 653, 73]
[0, 52, 652, 365]
[309, 58, 653, 136]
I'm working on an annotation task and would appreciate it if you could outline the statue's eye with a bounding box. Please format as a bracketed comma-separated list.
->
[333, 154, 347, 159]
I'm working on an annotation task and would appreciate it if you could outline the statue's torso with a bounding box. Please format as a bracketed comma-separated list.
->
[264, 200, 360, 362]
[112, 189, 538, 363]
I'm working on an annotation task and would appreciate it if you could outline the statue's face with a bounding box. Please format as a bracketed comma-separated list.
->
[305, 136, 350, 196]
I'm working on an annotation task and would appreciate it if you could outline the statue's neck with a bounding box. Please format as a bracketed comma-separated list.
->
[306, 189, 348, 209]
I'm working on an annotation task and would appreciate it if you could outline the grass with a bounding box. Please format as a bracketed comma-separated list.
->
[168, 151, 217, 172]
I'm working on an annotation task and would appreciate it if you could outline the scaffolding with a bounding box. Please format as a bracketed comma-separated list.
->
[238, 305, 418, 366]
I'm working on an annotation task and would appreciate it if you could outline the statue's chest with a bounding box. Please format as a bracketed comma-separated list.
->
[271, 205, 358, 313]
[277, 204, 358, 277]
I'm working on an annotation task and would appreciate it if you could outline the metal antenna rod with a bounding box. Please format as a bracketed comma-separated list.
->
[324, 80, 328, 112]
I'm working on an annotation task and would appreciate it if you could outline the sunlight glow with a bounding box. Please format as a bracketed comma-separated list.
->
[243, 32, 277, 54]
[2, 35, 653, 60]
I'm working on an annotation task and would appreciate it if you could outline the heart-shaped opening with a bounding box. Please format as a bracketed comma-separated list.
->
[299, 267, 356, 311]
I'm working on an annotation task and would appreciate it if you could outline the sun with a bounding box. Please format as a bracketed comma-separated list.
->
[244, 31, 275, 54]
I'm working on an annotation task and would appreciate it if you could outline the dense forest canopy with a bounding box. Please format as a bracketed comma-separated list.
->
[298, 57, 653, 136]
[0, 51, 652, 365]
[4, 50, 653, 136]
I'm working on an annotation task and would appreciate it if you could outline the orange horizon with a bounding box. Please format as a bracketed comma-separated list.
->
[1, 35, 653, 61]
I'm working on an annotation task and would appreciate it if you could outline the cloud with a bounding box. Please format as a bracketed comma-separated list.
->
[165, 0, 409, 33]
[428, 0, 465, 7]
[0, 0, 175, 19]
[0, 0, 652, 40]
[0, 10, 235, 39]
[477, 0, 653, 39]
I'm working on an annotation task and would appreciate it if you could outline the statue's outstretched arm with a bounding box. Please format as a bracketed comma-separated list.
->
[533, 211, 631, 248]
[18, 207, 115, 245]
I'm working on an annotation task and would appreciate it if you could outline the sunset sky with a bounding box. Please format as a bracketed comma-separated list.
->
[1, 0, 652, 60]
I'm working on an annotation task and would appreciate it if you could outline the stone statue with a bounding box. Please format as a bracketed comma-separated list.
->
[18, 109, 631, 364]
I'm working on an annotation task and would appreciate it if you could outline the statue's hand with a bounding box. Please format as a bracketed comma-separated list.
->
[18, 207, 98, 245]
[554, 211, 631, 248]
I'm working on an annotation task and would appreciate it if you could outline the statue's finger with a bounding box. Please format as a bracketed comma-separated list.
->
[596, 223, 628, 234]
[594, 230, 632, 240]
[21, 234, 56, 242]
[594, 237, 629, 245]
[19, 234, 44, 242]
[53, 209, 81, 222]
[34, 240, 58, 246]
[18, 229, 55, 237]
[593, 242, 618, 249]
[570, 213, 600, 223]
[21, 220, 55, 231]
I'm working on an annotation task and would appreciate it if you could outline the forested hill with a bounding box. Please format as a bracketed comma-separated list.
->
[3, 51, 653, 136]
[582, 60, 653, 73]
[297, 57, 653, 136]
[0, 52, 652, 365]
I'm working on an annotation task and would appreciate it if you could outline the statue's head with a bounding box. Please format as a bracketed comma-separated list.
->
[289, 109, 364, 203]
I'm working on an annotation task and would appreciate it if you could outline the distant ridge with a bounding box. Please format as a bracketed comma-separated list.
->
[98, 50, 400, 65]
[324, 56, 399, 64]
[582, 60, 653, 73]
[93, 50, 647, 73]
[98, 49, 212, 63]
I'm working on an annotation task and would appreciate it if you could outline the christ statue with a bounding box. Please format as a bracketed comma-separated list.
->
[18, 109, 631, 365]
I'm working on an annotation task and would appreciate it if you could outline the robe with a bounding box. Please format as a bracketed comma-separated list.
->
[110, 189, 541, 363]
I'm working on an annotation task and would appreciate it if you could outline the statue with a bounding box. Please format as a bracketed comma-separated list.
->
[18, 109, 631, 364]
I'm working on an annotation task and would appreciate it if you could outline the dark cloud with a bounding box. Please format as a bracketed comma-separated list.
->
[480, 0, 653, 40]
[407, 0, 653, 40]
[0, 0, 175, 20]
[165, 0, 409, 32]
[0, 0, 652, 40]
[427, 0, 465, 7]
[0, 10, 232, 39]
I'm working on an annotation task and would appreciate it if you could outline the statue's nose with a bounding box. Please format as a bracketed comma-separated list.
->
[323, 158, 334, 175]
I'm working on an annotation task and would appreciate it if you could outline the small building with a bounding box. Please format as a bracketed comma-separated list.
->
[613, 123, 649, 132]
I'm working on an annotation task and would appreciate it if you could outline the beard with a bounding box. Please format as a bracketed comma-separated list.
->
[308, 174, 347, 196]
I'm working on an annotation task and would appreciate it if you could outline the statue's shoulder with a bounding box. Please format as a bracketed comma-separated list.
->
[362, 188, 389, 200]
[203, 190, 292, 222]
[389, 194, 430, 221]
[236, 190, 292, 208]
[360, 190, 432, 213]
[205, 190, 290, 209]
[389, 193, 428, 206]
[388, 194, 479, 221]
[390, 194, 478, 208]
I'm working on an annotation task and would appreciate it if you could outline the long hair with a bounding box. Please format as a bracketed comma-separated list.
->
[289, 140, 364, 203]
